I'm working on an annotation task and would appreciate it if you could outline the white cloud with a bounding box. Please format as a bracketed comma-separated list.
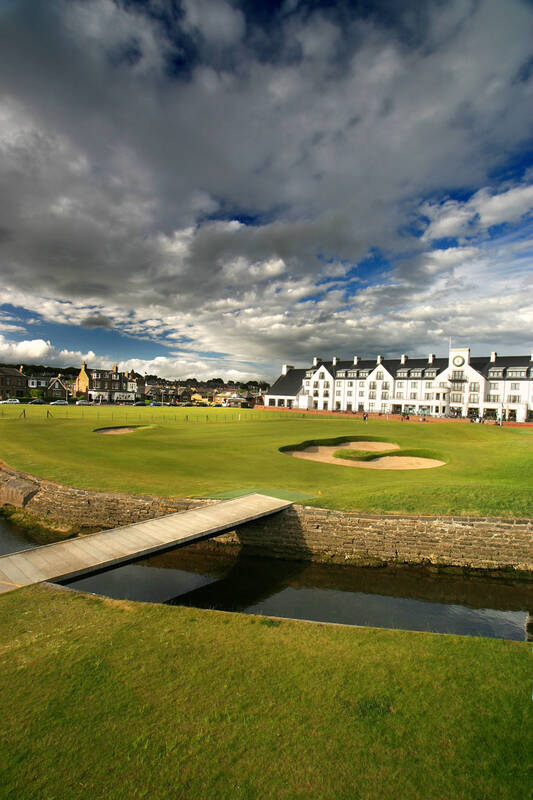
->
[422, 182, 533, 241]
[0, 0, 531, 377]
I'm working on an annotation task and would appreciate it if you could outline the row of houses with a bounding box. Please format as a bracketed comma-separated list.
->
[0, 363, 263, 405]
[265, 347, 533, 422]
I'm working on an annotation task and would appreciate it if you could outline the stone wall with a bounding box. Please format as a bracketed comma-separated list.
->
[0, 462, 208, 533]
[1, 462, 531, 571]
[221, 506, 533, 572]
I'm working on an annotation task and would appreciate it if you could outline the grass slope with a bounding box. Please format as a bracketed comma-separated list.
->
[1, 585, 532, 800]
[0, 406, 532, 516]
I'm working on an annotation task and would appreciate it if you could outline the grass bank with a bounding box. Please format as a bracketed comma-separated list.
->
[0, 406, 532, 516]
[1, 585, 532, 800]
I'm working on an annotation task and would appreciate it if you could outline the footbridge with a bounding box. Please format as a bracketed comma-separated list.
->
[0, 494, 292, 595]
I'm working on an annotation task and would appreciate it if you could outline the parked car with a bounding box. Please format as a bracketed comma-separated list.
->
[28, 398, 45, 404]
[133, 401, 146, 406]
[149, 401, 162, 406]
[0, 398, 20, 404]
[49, 399, 69, 405]
[75, 399, 92, 405]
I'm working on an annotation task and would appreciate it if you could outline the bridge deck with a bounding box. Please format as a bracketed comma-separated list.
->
[0, 494, 292, 594]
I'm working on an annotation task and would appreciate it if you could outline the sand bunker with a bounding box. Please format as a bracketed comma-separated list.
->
[95, 426, 138, 435]
[287, 441, 444, 470]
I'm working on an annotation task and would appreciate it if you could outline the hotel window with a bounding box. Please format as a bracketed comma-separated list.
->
[487, 395, 500, 403]
[510, 383, 519, 390]
[489, 382, 499, 391]
[369, 381, 377, 390]
[451, 394, 462, 403]
[396, 392, 403, 399]
[336, 381, 342, 386]
[489, 370, 503, 378]
[359, 391, 364, 397]
[452, 371, 464, 380]
[382, 382, 389, 389]
[469, 395, 479, 404]
[425, 381, 432, 388]
[469, 382, 479, 392]
[369, 391, 376, 399]
[336, 390, 341, 396]
[347, 381, 353, 387]
[424, 393, 433, 400]
[508, 395, 520, 403]
[410, 382, 417, 389]
[381, 392, 389, 400]
[305, 381, 310, 386]
[313, 382, 318, 388]
[347, 391, 352, 396]
[376, 372, 384, 381]
[410, 392, 417, 399]
[396, 381, 404, 388]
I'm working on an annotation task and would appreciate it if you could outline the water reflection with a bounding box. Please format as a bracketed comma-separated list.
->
[163, 550, 532, 641]
[1, 516, 531, 641]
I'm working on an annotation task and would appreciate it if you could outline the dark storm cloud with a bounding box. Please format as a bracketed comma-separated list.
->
[81, 314, 113, 329]
[0, 0, 532, 376]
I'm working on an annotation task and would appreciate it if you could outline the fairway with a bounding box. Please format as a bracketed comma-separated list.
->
[0, 406, 532, 517]
[1, 585, 532, 800]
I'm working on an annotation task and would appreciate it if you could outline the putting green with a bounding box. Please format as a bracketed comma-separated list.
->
[0, 406, 531, 516]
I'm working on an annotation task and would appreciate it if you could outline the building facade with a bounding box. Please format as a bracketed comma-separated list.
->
[0, 366, 27, 400]
[74, 363, 145, 403]
[265, 348, 533, 422]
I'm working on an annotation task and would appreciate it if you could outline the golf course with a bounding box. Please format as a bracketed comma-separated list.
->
[1, 406, 532, 799]
[0, 405, 532, 517]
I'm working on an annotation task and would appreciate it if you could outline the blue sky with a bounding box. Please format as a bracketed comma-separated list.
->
[0, 0, 532, 381]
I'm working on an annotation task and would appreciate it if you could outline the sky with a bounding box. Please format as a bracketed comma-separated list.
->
[0, 0, 532, 382]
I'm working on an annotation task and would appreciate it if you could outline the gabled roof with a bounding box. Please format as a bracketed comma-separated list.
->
[269, 369, 307, 396]
[0, 366, 25, 378]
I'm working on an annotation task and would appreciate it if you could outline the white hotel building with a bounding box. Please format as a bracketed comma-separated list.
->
[265, 348, 533, 422]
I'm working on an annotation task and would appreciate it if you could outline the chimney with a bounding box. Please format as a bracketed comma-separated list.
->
[281, 364, 294, 376]
[353, 356, 359, 365]
[377, 355, 383, 364]
[428, 353, 435, 364]
[400, 354, 407, 365]
[313, 356, 322, 367]
[332, 356, 338, 366]
[490, 351, 497, 362]
[19, 365, 24, 372]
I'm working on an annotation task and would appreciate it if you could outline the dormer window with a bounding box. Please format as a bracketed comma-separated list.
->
[348, 370, 357, 378]
[397, 370, 408, 377]
[488, 369, 503, 378]
[507, 369, 526, 378]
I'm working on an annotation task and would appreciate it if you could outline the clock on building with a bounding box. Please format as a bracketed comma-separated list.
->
[452, 355, 465, 367]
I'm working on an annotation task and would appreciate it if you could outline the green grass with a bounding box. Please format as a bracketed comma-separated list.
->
[0, 406, 532, 517]
[333, 447, 444, 462]
[1, 585, 531, 800]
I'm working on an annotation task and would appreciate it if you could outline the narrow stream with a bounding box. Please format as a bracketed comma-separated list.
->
[1, 516, 532, 641]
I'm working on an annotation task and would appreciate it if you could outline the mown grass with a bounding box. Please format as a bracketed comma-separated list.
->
[334, 447, 444, 462]
[0, 406, 532, 517]
[1, 585, 532, 800]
